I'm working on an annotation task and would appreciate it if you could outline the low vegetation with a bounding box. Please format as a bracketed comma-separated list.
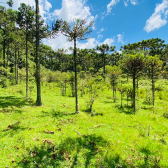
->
[0, 74, 168, 167]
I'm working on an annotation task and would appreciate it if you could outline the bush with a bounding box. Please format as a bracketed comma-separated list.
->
[0, 77, 9, 88]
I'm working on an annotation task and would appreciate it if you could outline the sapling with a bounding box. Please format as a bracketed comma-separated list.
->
[68, 72, 75, 97]
[146, 55, 162, 113]
[79, 71, 86, 97]
[85, 75, 103, 115]
[117, 82, 127, 108]
[120, 53, 145, 112]
[60, 72, 68, 96]
[106, 65, 122, 103]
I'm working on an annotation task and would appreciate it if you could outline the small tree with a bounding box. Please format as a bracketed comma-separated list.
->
[106, 65, 122, 102]
[96, 44, 115, 75]
[146, 55, 162, 111]
[17, 3, 35, 98]
[121, 53, 145, 112]
[86, 75, 103, 115]
[60, 18, 94, 114]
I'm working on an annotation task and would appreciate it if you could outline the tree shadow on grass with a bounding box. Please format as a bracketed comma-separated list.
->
[15, 134, 164, 168]
[0, 96, 33, 109]
[80, 108, 103, 116]
[116, 105, 135, 115]
[16, 134, 109, 168]
[40, 109, 76, 118]
[1, 124, 28, 138]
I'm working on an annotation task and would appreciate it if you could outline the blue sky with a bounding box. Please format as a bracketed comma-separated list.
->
[3, 0, 168, 51]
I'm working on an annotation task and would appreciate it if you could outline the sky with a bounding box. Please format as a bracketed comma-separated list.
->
[2, 0, 168, 51]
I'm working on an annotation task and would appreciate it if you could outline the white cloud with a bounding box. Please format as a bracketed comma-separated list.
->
[130, 0, 138, 5]
[2, 0, 52, 20]
[52, 0, 95, 23]
[117, 34, 124, 44]
[101, 38, 115, 46]
[124, 0, 138, 6]
[106, 0, 138, 15]
[107, 0, 120, 14]
[165, 9, 168, 18]
[97, 28, 105, 34]
[43, 35, 115, 51]
[124, 0, 129, 7]
[144, 0, 168, 33]
[43, 35, 99, 51]
[98, 34, 103, 39]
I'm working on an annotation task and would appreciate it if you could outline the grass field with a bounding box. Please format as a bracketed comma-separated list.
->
[0, 79, 168, 168]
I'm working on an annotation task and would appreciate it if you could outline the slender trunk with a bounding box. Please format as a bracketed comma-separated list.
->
[74, 37, 79, 114]
[3, 39, 6, 68]
[121, 92, 122, 108]
[36, 0, 42, 106]
[137, 77, 139, 97]
[17, 50, 19, 83]
[7, 42, 9, 69]
[15, 48, 18, 84]
[127, 92, 128, 107]
[152, 71, 155, 110]
[113, 80, 115, 102]
[65, 80, 66, 95]
[115, 88, 116, 102]
[26, 33, 28, 98]
[103, 53, 105, 73]
[133, 74, 136, 112]
[51, 57, 53, 71]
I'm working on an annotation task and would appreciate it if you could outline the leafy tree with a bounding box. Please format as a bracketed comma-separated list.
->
[0, 7, 16, 68]
[17, 3, 35, 98]
[35, 0, 41, 105]
[86, 75, 103, 115]
[120, 53, 145, 112]
[96, 44, 115, 74]
[60, 18, 94, 114]
[106, 65, 122, 102]
[57, 48, 68, 72]
[146, 55, 162, 110]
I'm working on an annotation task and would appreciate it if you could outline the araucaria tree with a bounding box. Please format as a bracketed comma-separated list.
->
[96, 44, 115, 75]
[17, 3, 35, 98]
[60, 18, 94, 114]
[146, 55, 162, 110]
[106, 65, 122, 102]
[35, 0, 41, 106]
[121, 53, 145, 112]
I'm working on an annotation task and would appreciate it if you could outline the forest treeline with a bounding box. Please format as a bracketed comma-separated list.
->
[1, 2, 168, 112]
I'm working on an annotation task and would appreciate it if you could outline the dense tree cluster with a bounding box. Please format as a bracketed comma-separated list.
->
[0, 2, 168, 112]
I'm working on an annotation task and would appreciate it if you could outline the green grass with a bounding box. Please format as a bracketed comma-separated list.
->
[0, 80, 168, 168]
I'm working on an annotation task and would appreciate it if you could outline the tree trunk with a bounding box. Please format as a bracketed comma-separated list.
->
[7, 42, 9, 69]
[26, 33, 28, 98]
[51, 56, 53, 71]
[15, 48, 18, 84]
[113, 80, 115, 102]
[133, 74, 136, 112]
[36, 0, 42, 106]
[121, 92, 123, 108]
[152, 73, 155, 110]
[137, 77, 139, 97]
[3, 39, 6, 68]
[103, 53, 105, 77]
[17, 50, 19, 83]
[74, 37, 79, 113]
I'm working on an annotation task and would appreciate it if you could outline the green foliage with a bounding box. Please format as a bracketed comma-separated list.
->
[120, 53, 145, 77]
[85, 74, 104, 114]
